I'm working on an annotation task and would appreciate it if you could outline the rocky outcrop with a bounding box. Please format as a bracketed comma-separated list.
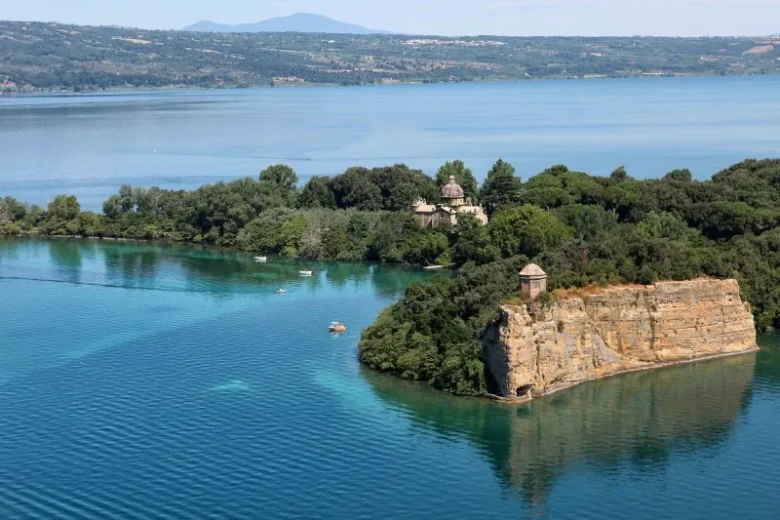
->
[484, 278, 758, 400]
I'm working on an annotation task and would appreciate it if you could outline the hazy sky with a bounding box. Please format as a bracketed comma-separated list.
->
[4, 0, 780, 36]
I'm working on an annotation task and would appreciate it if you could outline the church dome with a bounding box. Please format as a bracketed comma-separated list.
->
[441, 176, 465, 199]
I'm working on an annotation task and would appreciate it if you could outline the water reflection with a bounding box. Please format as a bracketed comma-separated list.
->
[47, 240, 84, 284]
[1, 237, 423, 299]
[364, 350, 759, 507]
[0, 237, 23, 263]
[754, 334, 780, 395]
[102, 242, 163, 285]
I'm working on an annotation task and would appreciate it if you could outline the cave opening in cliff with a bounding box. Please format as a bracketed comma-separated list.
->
[516, 385, 533, 398]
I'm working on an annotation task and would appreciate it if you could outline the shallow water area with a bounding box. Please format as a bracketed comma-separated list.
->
[1, 237, 779, 519]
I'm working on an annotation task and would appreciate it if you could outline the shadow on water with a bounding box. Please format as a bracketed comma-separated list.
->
[362, 344, 772, 508]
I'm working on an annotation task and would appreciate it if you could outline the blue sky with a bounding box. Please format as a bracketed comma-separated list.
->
[4, 0, 780, 36]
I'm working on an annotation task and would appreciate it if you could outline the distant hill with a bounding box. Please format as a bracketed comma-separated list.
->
[184, 13, 386, 35]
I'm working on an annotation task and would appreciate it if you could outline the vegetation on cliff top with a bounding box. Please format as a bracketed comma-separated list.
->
[2, 20, 780, 92]
[5, 158, 780, 394]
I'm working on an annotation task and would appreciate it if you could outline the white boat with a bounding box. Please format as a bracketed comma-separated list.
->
[254, 256, 267, 263]
[299, 270, 313, 277]
[276, 288, 287, 295]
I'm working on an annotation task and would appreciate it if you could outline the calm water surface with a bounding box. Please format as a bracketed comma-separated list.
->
[1, 238, 779, 519]
[2, 76, 780, 208]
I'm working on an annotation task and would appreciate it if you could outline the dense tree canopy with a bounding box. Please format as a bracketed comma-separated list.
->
[488, 205, 573, 258]
[360, 258, 527, 395]
[298, 176, 336, 209]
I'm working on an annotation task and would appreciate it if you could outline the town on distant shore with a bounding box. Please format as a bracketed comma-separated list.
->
[1, 20, 779, 92]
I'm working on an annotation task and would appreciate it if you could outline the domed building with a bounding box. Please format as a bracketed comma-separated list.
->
[412, 176, 488, 228]
[440, 176, 466, 207]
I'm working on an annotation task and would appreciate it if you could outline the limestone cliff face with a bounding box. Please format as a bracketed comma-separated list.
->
[484, 279, 758, 400]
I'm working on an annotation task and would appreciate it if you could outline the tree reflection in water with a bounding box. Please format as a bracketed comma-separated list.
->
[362, 350, 759, 508]
[0, 237, 423, 299]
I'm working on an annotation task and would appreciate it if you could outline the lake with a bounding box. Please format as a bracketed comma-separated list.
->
[1, 238, 779, 519]
[2, 75, 780, 209]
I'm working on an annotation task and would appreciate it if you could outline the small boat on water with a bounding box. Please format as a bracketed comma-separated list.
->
[254, 256, 267, 263]
[328, 321, 347, 333]
[299, 270, 313, 277]
[276, 288, 287, 295]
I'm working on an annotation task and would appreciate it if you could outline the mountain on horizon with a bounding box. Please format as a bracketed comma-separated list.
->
[184, 13, 387, 35]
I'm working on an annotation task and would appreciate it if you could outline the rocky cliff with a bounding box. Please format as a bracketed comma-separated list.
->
[484, 278, 758, 400]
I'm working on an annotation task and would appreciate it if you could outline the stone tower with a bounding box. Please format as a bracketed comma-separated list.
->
[520, 263, 547, 298]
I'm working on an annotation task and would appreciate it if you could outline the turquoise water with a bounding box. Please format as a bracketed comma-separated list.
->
[2, 75, 780, 209]
[1, 238, 780, 519]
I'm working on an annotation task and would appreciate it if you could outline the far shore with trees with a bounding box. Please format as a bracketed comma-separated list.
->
[2, 21, 780, 93]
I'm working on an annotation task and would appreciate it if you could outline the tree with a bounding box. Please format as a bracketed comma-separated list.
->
[259, 164, 298, 208]
[664, 168, 693, 182]
[480, 159, 523, 215]
[298, 176, 336, 209]
[236, 208, 296, 253]
[102, 195, 122, 220]
[402, 230, 449, 266]
[609, 166, 631, 183]
[540, 164, 570, 176]
[48, 195, 81, 222]
[0, 197, 27, 223]
[298, 211, 326, 258]
[134, 186, 164, 218]
[41, 194, 83, 235]
[369, 212, 418, 263]
[555, 204, 619, 241]
[259, 164, 298, 191]
[329, 170, 383, 211]
[339, 213, 374, 260]
[452, 214, 500, 266]
[0, 197, 22, 225]
[118, 185, 135, 213]
[684, 201, 762, 239]
[436, 160, 479, 202]
[636, 211, 700, 242]
[366, 164, 438, 211]
[488, 204, 573, 258]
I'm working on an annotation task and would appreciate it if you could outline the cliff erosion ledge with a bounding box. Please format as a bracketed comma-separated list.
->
[484, 278, 758, 400]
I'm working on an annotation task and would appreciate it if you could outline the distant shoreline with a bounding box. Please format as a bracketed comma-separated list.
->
[4, 71, 778, 97]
